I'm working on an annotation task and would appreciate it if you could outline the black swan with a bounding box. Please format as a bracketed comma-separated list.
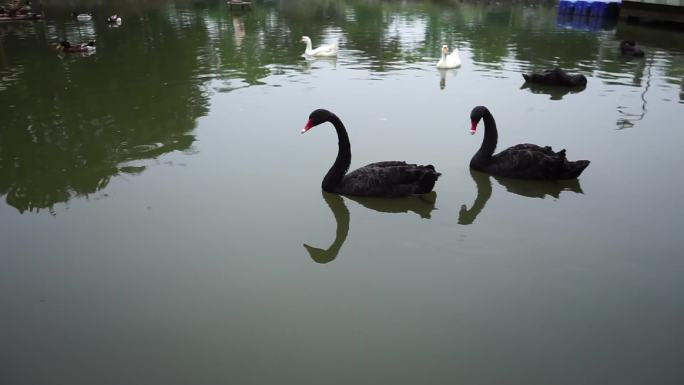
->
[469, 106, 590, 179]
[620, 40, 645, 57]
[522, 67, 587, 87]
[57, 40, 95, 53]
[302, 109, 441, 197]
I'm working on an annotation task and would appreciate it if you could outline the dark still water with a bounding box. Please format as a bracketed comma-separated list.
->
[1, 0, 683, 384]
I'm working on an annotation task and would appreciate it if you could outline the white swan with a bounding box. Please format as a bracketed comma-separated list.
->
[436, 45, 461, 69]
[301, 36, 338, 57]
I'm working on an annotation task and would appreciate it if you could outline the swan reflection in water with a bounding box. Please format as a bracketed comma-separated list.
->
[438, 68, 458, 90]
[304, 191, 436, 263]
[232, 16, 246, 49]
[459, 169, 584, 225]
[300, 56, 337, 73]
[519, 82, 586, 101]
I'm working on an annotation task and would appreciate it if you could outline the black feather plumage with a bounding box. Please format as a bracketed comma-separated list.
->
[522, 67, 587, 87]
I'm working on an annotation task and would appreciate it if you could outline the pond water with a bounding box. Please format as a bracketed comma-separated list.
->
[1, 1, 683, 384]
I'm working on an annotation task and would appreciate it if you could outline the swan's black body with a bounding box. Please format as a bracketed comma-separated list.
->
[522, 67, 587, 87]
[620, 40, 645, 57]
[58, 40, 95, 53]
[303, 109, 441, 197]
[469, 106, 590, 180]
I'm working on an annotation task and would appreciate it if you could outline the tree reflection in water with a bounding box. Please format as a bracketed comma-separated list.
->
[2, 0, 678, 213]
[0, 5, 210, 213]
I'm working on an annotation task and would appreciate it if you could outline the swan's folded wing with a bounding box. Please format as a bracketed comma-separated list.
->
[340, 162, 440, 197]
[494, 144, 565, 179]
[310, 43, 337, 56]
[362, 161, 410, 168]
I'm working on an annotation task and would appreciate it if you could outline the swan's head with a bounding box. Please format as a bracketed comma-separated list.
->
[300, 36, 311, 44]
[470, 106, 489, 135]
[302, 109, 333, 134]
[441, 45, 449, 55]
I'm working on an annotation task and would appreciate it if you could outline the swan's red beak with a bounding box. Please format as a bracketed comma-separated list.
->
[470, 121, 478, 135]
[301, 119, 314, 134]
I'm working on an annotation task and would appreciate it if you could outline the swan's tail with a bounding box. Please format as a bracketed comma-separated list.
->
[561, 160, 590, 179]
[417, 165, 441, 194]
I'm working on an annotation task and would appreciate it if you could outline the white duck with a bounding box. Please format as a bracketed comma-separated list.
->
[436, 45, 461, 69]
[301, 36, 338, 57]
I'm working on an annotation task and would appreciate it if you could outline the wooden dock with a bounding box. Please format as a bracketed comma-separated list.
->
[620, 0, 684, 24]
[228, 0, 252, 10]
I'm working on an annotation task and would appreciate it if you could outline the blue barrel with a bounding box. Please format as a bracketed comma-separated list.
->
[590, 2, 608, 17]
[575, 0, 590, 15]
[558, 0, 575, 14]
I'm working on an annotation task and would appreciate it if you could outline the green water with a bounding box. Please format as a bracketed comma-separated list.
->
[1, 1, 683, 384]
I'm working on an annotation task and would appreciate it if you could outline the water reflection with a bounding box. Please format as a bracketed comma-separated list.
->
[0, 8, 210, 214]
[556, 12, 617, 32]
[2, 0, 682, 214]
[459, 170, 584, 225]
[347, 192, 437, 219]
[303, 192, 349, 264]
[520, 82, 586, 100]
[300, 55, 338, 73]
[458, 170, 492, 225]
[304, 191, 436, 263]
[438, 68, 457, 90]
[232, 15, 245, 49]
[29, 0, 680, 91]
[494, 174, 584, 198]
[616, 56, 653, 129]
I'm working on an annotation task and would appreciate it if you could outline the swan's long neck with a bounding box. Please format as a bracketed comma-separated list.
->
[322, 114, 351, 192]
[304, 39, 313, 54]
[473, 109, 498, 164]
